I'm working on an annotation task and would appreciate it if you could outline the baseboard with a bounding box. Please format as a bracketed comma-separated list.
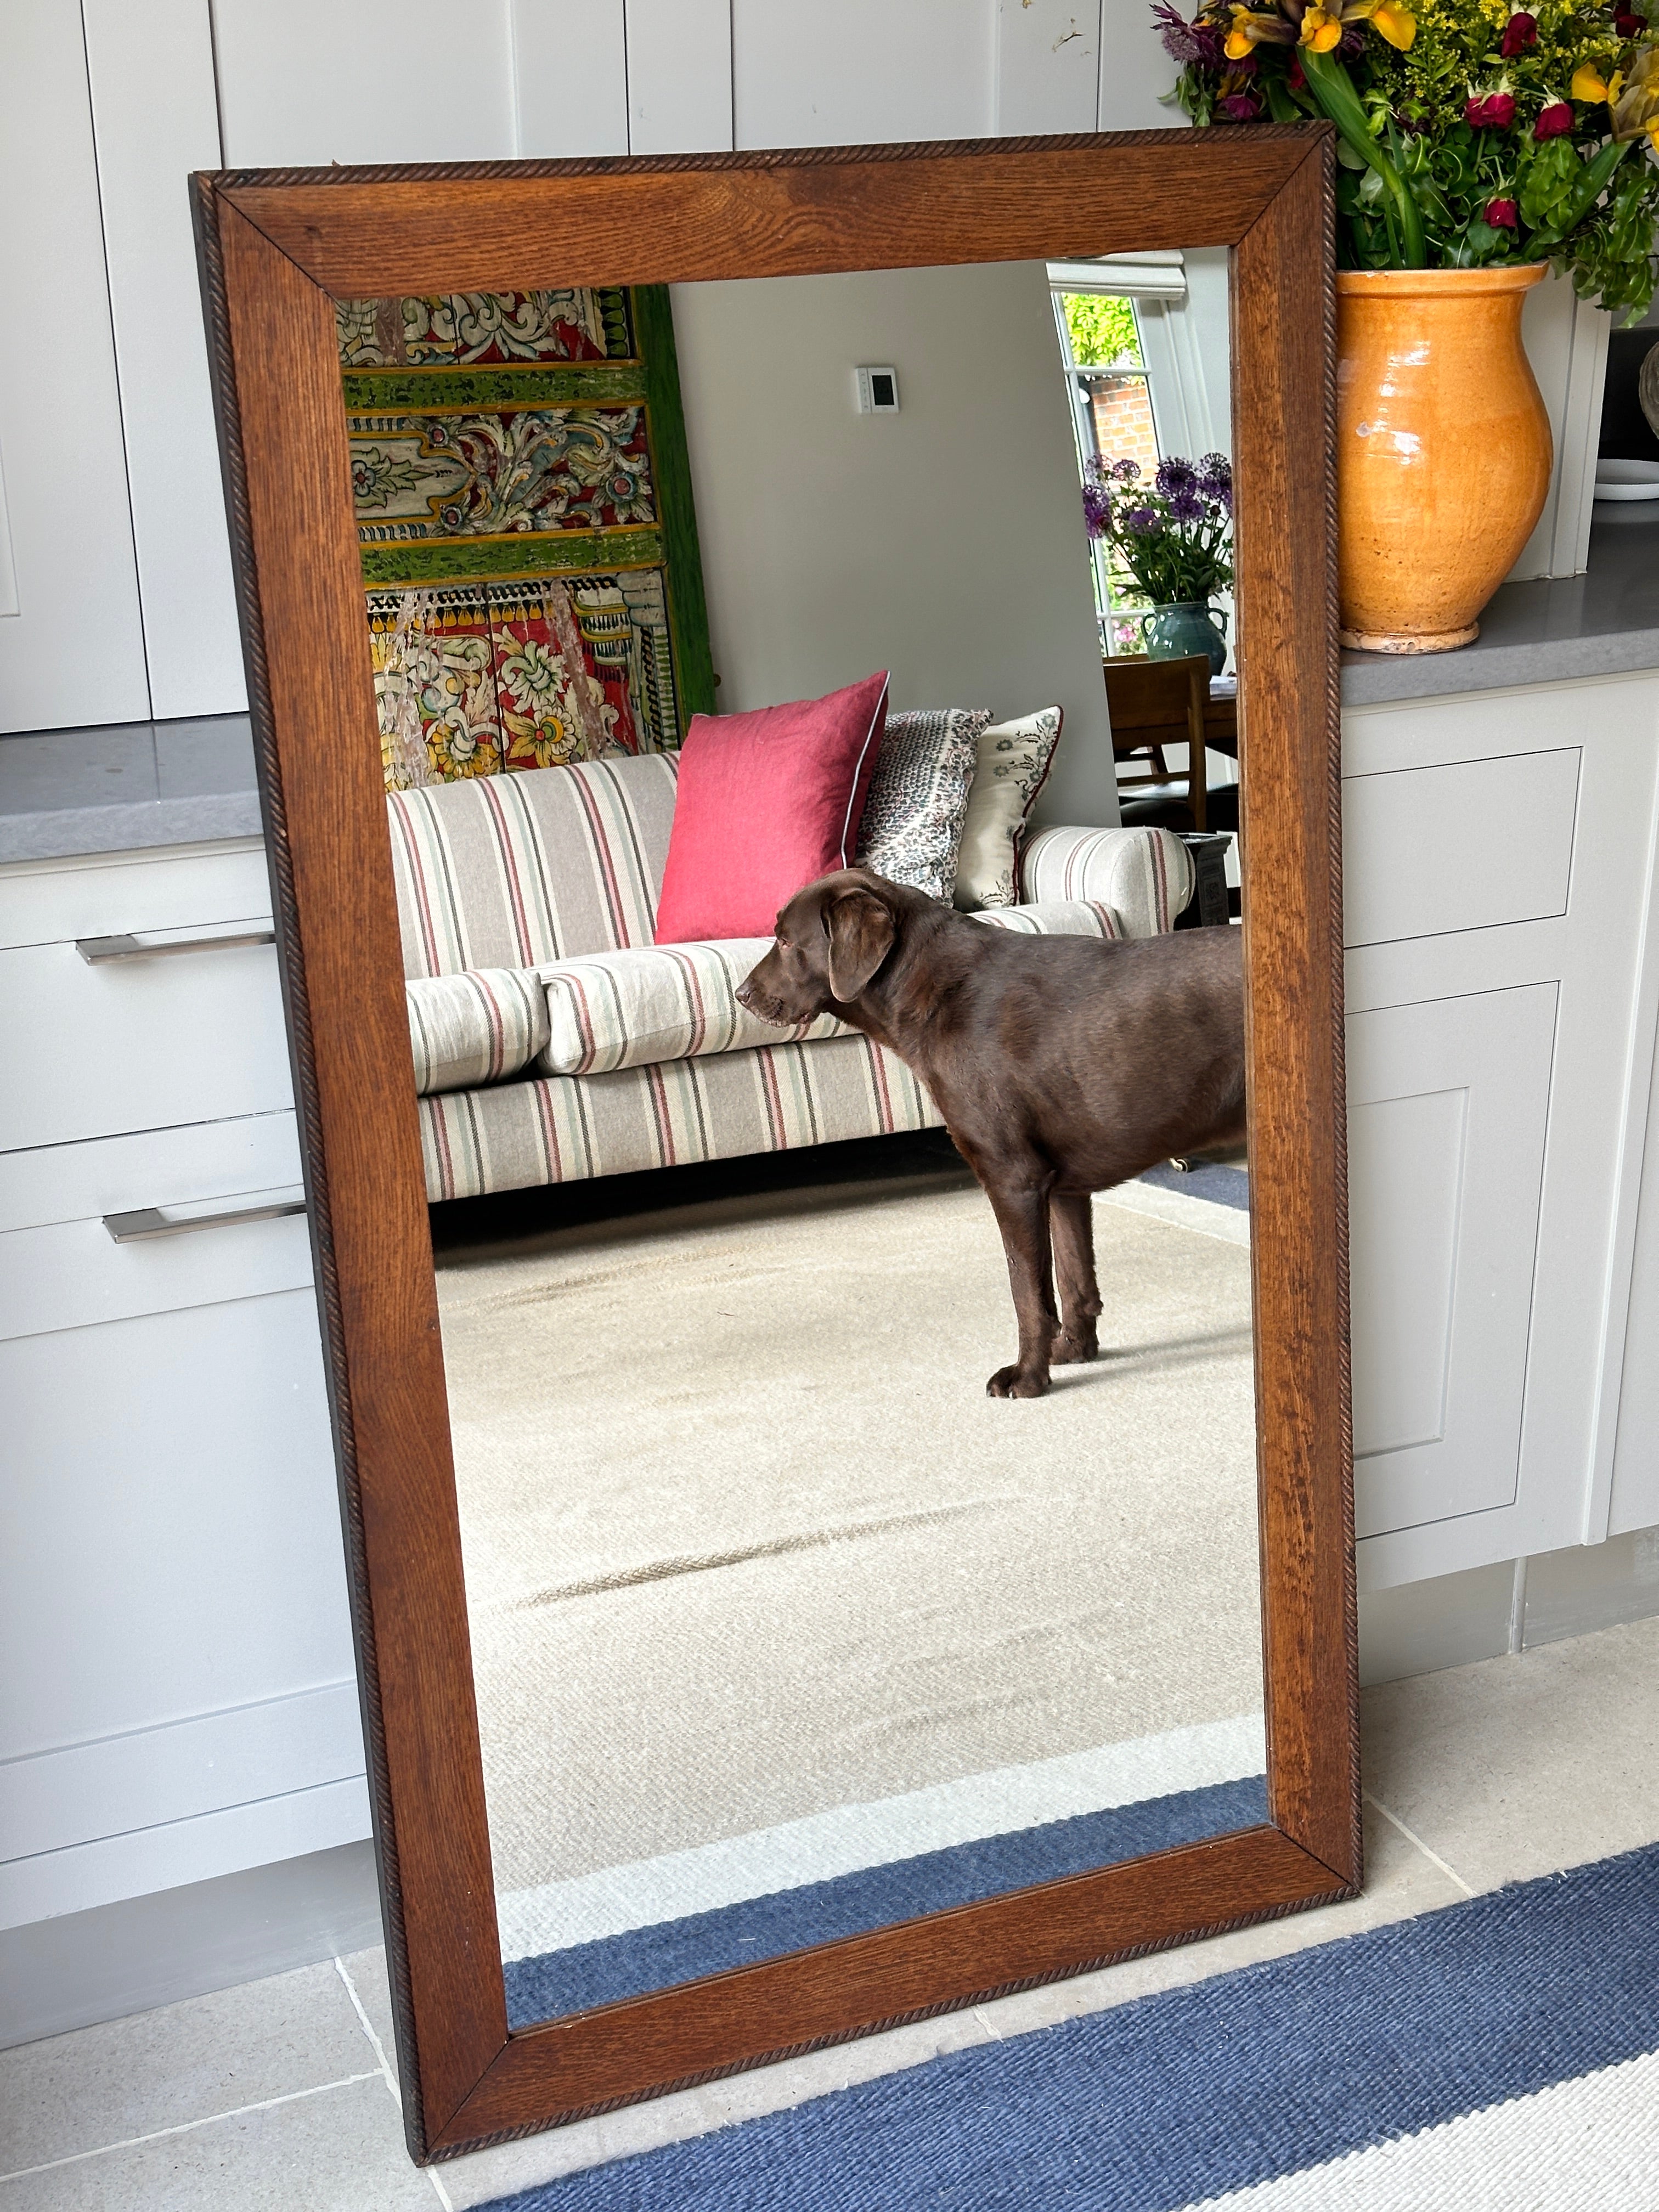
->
[1523, 1526, 1659, 1646]
[1358, 1525, 1659, 1686]
[1358, 1561, 1517, 1686]
[0, 1839, 382, 2050]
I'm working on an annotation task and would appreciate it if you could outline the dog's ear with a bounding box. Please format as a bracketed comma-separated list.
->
[825, 887, 896, 1003]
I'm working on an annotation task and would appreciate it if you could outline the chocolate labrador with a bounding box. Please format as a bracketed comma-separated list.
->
[736, 870, 1245, 1398]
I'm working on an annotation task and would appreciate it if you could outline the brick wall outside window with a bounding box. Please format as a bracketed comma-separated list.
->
[1087, 373, 1158, 475]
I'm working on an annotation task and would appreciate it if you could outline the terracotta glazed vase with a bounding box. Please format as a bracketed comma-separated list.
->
[1336, 264, 1553, 654]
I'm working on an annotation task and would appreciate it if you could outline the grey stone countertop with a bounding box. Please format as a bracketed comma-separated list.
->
[0, 714, 263, 863]
[5, 516, 1658, 862]
[1341, 511, 1659, 705]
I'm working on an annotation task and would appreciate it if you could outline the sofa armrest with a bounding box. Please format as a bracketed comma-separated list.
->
[1017, 825, 1193, 938]
[972, 898, 1120, 941]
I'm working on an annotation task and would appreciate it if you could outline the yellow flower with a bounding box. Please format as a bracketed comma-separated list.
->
[1299, 3, 1344, 49]
[1225, 6, 1293, 53]
[1572, 61, 1612, 103]
[1370, 2, 1416, 48]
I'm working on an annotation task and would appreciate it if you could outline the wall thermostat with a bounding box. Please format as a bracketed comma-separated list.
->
[855, 365, 900, 414]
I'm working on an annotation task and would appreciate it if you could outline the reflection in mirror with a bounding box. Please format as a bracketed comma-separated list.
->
[340, 254, 1259, 2030]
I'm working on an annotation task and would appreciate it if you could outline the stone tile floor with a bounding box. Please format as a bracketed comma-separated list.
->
[4, 1616, 1656, 2210]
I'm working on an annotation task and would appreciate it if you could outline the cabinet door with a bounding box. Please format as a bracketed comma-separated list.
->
[1348, 984, 1556, 1539]
[0, 1290, 363, 1924]
[0, 1, 149, 731]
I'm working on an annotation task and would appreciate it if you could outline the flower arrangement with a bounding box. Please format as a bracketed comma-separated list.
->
[1084, 452, 1236, 606]
[1156, 0, 1659, 315]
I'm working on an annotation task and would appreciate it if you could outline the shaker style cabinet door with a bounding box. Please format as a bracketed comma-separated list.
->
[0, 0, 149, 731]
[1347, 984, 1556, 1541]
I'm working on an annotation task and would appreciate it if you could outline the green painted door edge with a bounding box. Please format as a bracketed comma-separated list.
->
[634, 285, 716, 727]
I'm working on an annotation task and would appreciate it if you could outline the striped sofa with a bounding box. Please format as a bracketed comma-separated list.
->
[390, 754, 1194, 1204]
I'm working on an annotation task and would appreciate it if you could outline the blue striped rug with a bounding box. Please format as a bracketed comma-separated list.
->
[505, 1776, 1267, 2022]
[477, 1839, 1659, 2210]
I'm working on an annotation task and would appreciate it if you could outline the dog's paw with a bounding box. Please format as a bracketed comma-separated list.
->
[987, 1364, 1051, 1400]
[1051, 1329, 1099, 1366]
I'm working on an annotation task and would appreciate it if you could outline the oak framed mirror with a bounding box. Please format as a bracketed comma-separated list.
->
[193, 128, 1355, 2166]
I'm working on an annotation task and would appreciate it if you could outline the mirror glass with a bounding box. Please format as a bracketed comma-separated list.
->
[337, 251, 1259, 2028]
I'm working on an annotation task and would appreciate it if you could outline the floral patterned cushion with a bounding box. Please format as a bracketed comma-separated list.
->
[855, 708, 988, 904]
[953, 706, 1064, 910]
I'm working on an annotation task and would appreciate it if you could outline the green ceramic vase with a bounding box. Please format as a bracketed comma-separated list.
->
[1140, 600, 1228, 678]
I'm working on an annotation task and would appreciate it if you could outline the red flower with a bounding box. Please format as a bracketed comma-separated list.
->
[1466, 90, 1518, 128]
[1616, 9, 1647, 37]
[1288, 52, 1307, 89]
[1534, 98, 1574, 137]
[1485, 197, 1520, 228]
[1501, 10, 1537, 53]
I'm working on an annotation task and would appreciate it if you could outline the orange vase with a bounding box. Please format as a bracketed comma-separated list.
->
[1336, 264, 1553, 654]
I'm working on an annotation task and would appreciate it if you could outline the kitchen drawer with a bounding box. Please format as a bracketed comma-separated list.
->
[3, 927, 294, 1151]
[0, 1182, 312, 1343]
[2, 1290, 349, 1758]
[0, 840, 272, 951]
[0, 1111, 302, 1234]
[1344, 747, 1579, 949]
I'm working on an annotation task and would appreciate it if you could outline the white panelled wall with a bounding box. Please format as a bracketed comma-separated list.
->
[3, 0, 1658, 2030]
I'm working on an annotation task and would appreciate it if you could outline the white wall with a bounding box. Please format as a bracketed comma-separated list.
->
[673, 261, 1120, 827]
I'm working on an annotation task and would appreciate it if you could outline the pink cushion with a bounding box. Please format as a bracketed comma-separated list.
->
[653, 672, 890, 944]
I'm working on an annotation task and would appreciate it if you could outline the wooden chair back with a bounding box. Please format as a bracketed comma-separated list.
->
[1103, 652, 1210, 832]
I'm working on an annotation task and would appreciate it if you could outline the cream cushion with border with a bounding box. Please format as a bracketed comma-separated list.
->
[953, 706, 1064, 911]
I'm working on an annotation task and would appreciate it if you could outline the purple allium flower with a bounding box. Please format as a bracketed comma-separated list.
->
[1197, 451, 1233, 496]
[1082, 482, 1113, 539]
[1124, 506, 1159, 535]
[1169, 488, 1204, 523]
[1110, 456, 1142, 482]
[1156, 456, 1199, 497]
[1153, 2, 1226, 69]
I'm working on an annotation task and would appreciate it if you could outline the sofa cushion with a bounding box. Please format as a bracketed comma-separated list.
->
[387, 753, 679, 979]
[953, 707, 1064, 910]
[407, 968, 553, 1096]
[1020, 823, 1193, 937]
[856, 708, 988, 904]
[538, 940, 849, 1077]
[653, 673, 889, 944]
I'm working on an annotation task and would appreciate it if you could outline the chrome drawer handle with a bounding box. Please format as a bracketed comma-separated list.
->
[76, 929, 276, 964]
[104, 1200, 306, 1243]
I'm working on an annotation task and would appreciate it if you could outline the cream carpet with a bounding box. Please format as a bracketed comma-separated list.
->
[434, 1168, 1263, 1926]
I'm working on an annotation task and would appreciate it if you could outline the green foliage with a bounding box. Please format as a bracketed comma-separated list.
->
[1158, 0, 1659, 319]
[1063, 292, 1143, 366]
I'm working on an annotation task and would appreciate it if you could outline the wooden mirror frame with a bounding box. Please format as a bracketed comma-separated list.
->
[192, 128, 1354, 2166]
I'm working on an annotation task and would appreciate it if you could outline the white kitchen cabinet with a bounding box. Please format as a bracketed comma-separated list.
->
[1344, 673, 1659, 1589]
[0, 1, 149, 732]
[0, 840, 363, 1931]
